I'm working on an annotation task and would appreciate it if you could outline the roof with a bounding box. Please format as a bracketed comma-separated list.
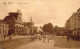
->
[4, 16, 16, 21]
[0, 20, 8, 24]
[77, 8, 80, 12]
[8, 12, 19, 20]
[4, 11, 21, 21]
[3, 11, 23, 23]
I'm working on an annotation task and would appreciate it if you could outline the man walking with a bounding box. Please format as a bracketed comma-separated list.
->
[4, 34, 6, 39]
[67, 35, 70, 42]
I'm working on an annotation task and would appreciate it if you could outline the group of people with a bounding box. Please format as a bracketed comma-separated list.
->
[34, 34, 50, 43]
[35, 34, 70, 43]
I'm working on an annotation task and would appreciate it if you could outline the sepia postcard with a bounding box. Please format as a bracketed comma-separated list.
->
[0, 0, 80, 49]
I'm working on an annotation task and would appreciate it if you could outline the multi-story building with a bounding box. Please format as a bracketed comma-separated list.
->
[65, 20, 70, 30]
[65, 8, 80, 35]
[0, 10, 36, 36]
[0, 20, 9, 36]
[3, 10, 30, 35]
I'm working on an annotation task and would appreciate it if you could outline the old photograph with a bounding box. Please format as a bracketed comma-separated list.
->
[0, 0, 80, 49]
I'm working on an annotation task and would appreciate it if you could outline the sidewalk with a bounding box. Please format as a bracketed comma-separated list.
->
[0, 35, 31, 41]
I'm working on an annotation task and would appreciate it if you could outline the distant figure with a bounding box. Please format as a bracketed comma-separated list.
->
[36, 34, 41, 40]
[43, 35, 46, 43]
[46, 35, 50, 43]
[47, 37, 49, 43]
[53, 35, 55, 37]
[34, 34, 37, 40]
[9, 35, 12, 40]
[4, 34, 6, 39]
[67, 35, 69, 42]
[8, 29, 14, 40]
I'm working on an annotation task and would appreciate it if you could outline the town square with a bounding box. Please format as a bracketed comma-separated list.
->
[0, 0, 80, 49]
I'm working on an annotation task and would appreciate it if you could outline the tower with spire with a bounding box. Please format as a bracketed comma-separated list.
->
[30, 16, 34, 25]
[30, 17, 34, 35]
[30, 17, 32, 22]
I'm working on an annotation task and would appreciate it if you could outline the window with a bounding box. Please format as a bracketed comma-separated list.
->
[7, 25, 8, 27]
[3, 29, 4, 33]
[4, 25, 6, 27]
[0, 28, 1, 33]
[3, 25, 4, 27]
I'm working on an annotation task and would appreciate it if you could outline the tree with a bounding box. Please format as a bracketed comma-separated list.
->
[54, 26, 58, 32]
[42, 23, 54, 34]
[54, 26, 59, 35]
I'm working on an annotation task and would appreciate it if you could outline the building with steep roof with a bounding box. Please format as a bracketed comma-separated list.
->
[3, 10, 29, 35]
[0, 10, 36, 36]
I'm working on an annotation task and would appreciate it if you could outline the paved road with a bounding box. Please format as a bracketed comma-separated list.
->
[0, 35, 31, 41]
[15, 40, 54, 49]
[0, 36, 35, 49]
[53, 36, 80, 48]
[15, 36, 80, 49]
[0, 36, 80, 49]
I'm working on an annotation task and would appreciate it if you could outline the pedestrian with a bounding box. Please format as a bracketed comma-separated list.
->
[8, 29, 13, 40]
[4, 34, 6, 39]
[9, 35, 12, 40]
[47, 37, 49, 43]
[43, 35, 46, 43]
[67, 35, 69, 42]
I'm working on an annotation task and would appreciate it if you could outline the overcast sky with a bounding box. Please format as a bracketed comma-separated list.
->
[0, 0, 80, 27]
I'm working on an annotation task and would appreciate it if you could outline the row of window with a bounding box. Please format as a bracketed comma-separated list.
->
[0, 28, 8, 33]
[0, 24, 8, 27]
[16, 25, 24, 28]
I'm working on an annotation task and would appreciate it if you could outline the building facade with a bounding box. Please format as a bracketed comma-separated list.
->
[3, 10, 30, 35]
[65, 8, 80, 35]
[0, 20, 9, 36]
[0, 10, 36, 36]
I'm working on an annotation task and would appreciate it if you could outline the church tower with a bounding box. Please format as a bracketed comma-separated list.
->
[30, 17, 34, 35]
[30, 17, 34, 25]
[17, 9, 22, 23]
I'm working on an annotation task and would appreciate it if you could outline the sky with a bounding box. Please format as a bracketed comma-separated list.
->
[0, 0, 80, 27]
